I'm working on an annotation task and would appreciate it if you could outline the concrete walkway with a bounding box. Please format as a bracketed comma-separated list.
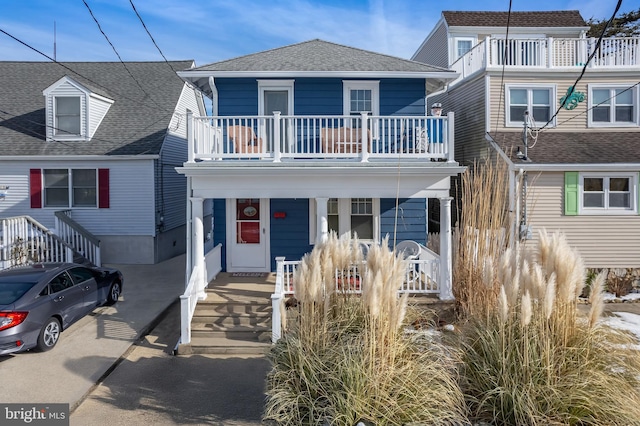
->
[0, 254, 186, 410]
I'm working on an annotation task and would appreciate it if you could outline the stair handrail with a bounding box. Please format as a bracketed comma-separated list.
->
[1, 215, 75, 269]
[54, 210, 101, 266]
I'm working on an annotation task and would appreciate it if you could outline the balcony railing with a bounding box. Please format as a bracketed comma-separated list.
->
[451, 36, 640, 82]
[186, 112, 453, 163]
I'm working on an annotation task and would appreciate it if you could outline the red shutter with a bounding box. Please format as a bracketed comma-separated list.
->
[98, 168, 110, 208]
[30, 169, 42, 208]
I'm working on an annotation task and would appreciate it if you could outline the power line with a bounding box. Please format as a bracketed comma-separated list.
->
[493, 0, 513, 137]
[82, 0, 164, 109]
[0, 27, 179, 116]
[538, 0, 623, 130]
[128, 0, 177, 76]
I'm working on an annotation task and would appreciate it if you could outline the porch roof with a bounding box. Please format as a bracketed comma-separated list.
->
[489, 131, 640, 165]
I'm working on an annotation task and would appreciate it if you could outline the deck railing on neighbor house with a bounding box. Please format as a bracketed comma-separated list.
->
[54, 210, 101, 267]
[187, 112, 454, 163]
[270, 244, 442, 342]
[451, 36, 640, 82]
[0, 216, 75, 269]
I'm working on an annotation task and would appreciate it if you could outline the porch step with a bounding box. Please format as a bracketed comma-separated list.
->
[181, 278, 274, 355]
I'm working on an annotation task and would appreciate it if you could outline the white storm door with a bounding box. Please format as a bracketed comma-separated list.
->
[227, 198, 270, 272]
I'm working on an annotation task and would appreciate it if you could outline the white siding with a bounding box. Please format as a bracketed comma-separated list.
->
[0, 159, 156, 236]
[88, 95, 113, 138]
[525, 171, 640, 268]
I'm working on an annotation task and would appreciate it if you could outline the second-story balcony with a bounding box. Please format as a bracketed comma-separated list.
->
[452, 36, 640, 82]
[186, 112, 454, 164]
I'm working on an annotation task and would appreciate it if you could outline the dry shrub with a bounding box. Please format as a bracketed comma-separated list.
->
[453, 158, 512, 319]
[460, 230, 640, 425]
[607, 268, 635, 297]
[264, 233, 467, 425]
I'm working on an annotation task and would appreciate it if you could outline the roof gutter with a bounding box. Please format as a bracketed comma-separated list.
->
[0, 155, 160, 161]
[177, 70, 458, 80]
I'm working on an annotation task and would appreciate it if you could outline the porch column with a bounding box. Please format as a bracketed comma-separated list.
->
[316, 197, 329, 243]
[191, 197, 207, 300]
[439, 196, 454, 300]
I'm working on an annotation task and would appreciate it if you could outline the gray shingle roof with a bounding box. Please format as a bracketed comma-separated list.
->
[491, 131, 640, 164]
[0, 60, 193, 156]
[192, 39, 451, 73]
[442, 10, 587, 28]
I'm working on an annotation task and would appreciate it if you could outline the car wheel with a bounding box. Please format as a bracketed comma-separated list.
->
[36, 317, 61, 352]
[107, 281, 121, 305]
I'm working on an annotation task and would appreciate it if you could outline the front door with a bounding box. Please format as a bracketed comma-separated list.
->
[227, 198, 270, 272]
[259, 81, 293, 151]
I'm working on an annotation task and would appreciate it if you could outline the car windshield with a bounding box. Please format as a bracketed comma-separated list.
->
[0, 282, 37, 305]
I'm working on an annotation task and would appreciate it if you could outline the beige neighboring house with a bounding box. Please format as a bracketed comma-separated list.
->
[413, 10, 640, 269]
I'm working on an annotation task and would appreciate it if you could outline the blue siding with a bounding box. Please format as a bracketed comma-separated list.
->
[270, 199, 313, 270]
[212, 199, 227, 271]
[216, 78, 426, 116]
[380, 198, 426, 245]
[380, 79, 426, 116]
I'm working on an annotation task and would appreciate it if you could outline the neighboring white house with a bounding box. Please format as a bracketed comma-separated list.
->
[413, 10, 640, 269]
[0, 61, 209, 264]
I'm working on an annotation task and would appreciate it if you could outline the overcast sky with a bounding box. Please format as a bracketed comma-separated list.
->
[0, 0, 636, 66]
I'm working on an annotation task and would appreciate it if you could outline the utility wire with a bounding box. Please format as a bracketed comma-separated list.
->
[82, 0, 164, 109]
[493, 0, 513, 137]
[128, 0, 177, 75]
[538, 0, 623, 130]
[0, 27, 179, 115]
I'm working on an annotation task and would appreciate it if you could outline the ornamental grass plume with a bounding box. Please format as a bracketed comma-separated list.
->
[460, 230, 640, 425]
[265, 234, 467, 425]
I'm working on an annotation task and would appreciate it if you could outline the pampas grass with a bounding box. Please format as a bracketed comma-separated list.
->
[460, 230, 640, 425]
[264, 234, 467, 425]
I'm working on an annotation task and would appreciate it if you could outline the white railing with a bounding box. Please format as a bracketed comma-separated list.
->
[271, 244, 443, 342]
[54, 210, 101, 267]
[204, 243, 222, 283]
[451, 36, 640, 81]
[1, 216, 74, 269]
[187, 112, 453, 163]
[180, 264, 203, 345]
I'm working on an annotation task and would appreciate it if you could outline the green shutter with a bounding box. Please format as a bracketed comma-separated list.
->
[564, 172, 579, 216]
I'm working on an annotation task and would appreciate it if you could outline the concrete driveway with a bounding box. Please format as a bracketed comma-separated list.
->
[0, 254, 185, 410]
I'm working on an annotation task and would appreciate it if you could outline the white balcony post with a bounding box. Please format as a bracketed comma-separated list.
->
[190, 197, 207, 300]
[316, 197, 329, 243]
[271, 256, 286, 343]
[486, 36, 494, 66]
[273, 111, 281, 163]
[187, 111, 194, 163]
[446, 111, 455, 162]
[439, 196, 454, 300]
[547, 37, 554, 68]
[360, 112, 369, 162]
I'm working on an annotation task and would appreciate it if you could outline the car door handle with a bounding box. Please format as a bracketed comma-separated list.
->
[54, 295, 64, 301]
[83, 285, 91, 291]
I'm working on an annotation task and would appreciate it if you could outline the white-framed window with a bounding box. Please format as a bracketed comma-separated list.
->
[43, 169, 97, 208]
[505, 85, 555, 127]
[588, 84, 638, 127]
[579, 173, 638, 215]
[54, 96, 81, 136]
[309, 198, 380, 243]
[343, 81, 379, 117]
[454, 37, 475, 60]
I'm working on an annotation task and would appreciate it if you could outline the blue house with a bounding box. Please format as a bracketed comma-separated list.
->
[175, 40, 464, 341]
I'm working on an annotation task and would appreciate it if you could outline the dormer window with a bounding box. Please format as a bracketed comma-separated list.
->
[43, 76, 114, 142]
[55, 97, 81, 136]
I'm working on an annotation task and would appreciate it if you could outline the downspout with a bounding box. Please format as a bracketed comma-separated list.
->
[208, 76, 218, 116]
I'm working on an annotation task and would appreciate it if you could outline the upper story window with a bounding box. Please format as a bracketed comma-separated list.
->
[55, 97, 81, 136]
[343, 81, 379, 117]
[454, 38, 474, 60]
[506, 85, 555, 127]
[588, 85, 638, 127]
[579, 173, 637, 215]
[43, 169, 97, 208]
